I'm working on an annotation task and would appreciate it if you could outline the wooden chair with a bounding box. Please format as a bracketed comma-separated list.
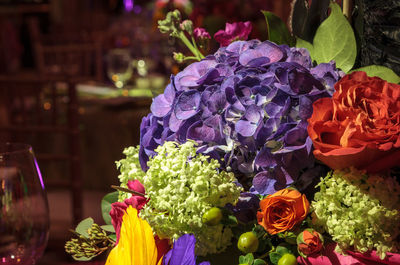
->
[27, 16, 104, 82]
[0, 73, 83, 226]
[0, 17, 106, 226]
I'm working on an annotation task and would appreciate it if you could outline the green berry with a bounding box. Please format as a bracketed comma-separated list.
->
[202, 207, 223, 226]
[278, 253, 297, 265]
[237, 232, 259, 253]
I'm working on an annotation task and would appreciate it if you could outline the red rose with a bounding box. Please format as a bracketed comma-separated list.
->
[308, 71, 400, 172]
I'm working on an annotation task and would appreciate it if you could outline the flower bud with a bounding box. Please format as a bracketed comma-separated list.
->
[193, 27, 211, 40]
[296, 228, 324, 257]
[173, 52, 185, 63]
[180, 20, 193, 34]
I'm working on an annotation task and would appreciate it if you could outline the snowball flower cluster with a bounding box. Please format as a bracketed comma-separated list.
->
[312, 168, 400, 259]
[137, 140, 242, 255]
[140, 39, 343, 195]
[116, 146, 146, 201]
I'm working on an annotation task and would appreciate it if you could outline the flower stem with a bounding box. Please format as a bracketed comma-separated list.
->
[111, 185, 145, 197]
[343, 0, 353, 22]
[183, 56, 199, 61]
[191, 36, 205, 59]
[179, 33, 204, 61]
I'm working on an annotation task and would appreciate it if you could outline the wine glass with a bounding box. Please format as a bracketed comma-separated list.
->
[106, 49, 133, 94]
[0, 143, 49, 265]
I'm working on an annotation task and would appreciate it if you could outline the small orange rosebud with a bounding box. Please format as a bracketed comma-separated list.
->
[296, 228, 324, 257]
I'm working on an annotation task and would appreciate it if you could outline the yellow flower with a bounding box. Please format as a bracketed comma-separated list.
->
[106, 206, 163, 265]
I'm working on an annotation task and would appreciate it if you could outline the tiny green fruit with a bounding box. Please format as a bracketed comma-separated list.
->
[278, 253, 297, 265]
[237, 232, 259, 253]
[202, 207, 223, 226]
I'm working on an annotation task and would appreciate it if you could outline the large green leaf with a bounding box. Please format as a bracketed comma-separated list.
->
[75, 217, 94, 238]
[351, 65, 400, 83]
[262, 11, 294, 46]
[313, 2, 356, 72]
[101, 191, 119, 225]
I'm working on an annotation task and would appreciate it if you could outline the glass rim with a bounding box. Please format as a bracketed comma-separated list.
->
[0, 143, 33, 155]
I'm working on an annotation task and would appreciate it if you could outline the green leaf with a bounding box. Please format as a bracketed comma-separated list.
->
[262, 10, 294, 46]
[75, 217, 94, 238]
[109, 234, 117, 242]
[221, 214, 238, 226]
[277, 231, 298, 245]
[101, 224, 116, 233]
[253, 259, 267, 265]
[275, 245, 290, 256]
[269, 252, 282, 265]
[313, 2, 356, 72]
[350, 65, 400, 83]
[101, 191, 119, 225]
[296, 37, 314, 59]
[239, 253, 254, 264]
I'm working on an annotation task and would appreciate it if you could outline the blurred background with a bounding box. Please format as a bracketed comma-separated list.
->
[0, 0, 291, 264]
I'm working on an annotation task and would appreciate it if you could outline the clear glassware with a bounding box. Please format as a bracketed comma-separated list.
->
[106, 49, 133, 91]
[0, 143, 49, 265]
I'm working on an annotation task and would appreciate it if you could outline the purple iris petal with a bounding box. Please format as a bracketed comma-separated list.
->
[174, 91, 201, 120]
[163, 234, 210, 265]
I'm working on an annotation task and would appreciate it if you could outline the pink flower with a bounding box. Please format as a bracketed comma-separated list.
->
[193, 27, 211, 40]
[297, 243, 400, 265]
[214, 21, 252, 47]
[109, 180, 148, 244]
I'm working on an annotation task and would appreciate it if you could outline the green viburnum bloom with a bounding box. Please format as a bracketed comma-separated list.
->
[142, 141, 242, 255]
[312, 168, 400, 259]
[118, 140, 242, 256]
[115, 146, 145, 201]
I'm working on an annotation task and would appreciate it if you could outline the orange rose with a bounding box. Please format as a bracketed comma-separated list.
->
[308, 71, 400, 172]
[257, 188, 309, 235]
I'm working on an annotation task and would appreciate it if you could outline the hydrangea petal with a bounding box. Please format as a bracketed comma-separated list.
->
[239, 42, 284, 66]
[174, 91, 201, 120]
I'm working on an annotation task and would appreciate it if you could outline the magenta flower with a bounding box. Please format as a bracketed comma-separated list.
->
[109, 180, 148, 244]
[193, 27, 211, 40]
[214, 21, 252, 47]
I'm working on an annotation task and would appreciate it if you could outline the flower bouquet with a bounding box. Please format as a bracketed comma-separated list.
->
[65, 1, 400, 265]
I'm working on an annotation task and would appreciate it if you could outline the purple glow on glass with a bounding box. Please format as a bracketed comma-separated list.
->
[124, 0, 134, 12]
[34, 158, 45, 190]
[133, 5, 142, 14]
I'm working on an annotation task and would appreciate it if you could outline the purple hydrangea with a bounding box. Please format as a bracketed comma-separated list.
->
[140, 40, 343, 195]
